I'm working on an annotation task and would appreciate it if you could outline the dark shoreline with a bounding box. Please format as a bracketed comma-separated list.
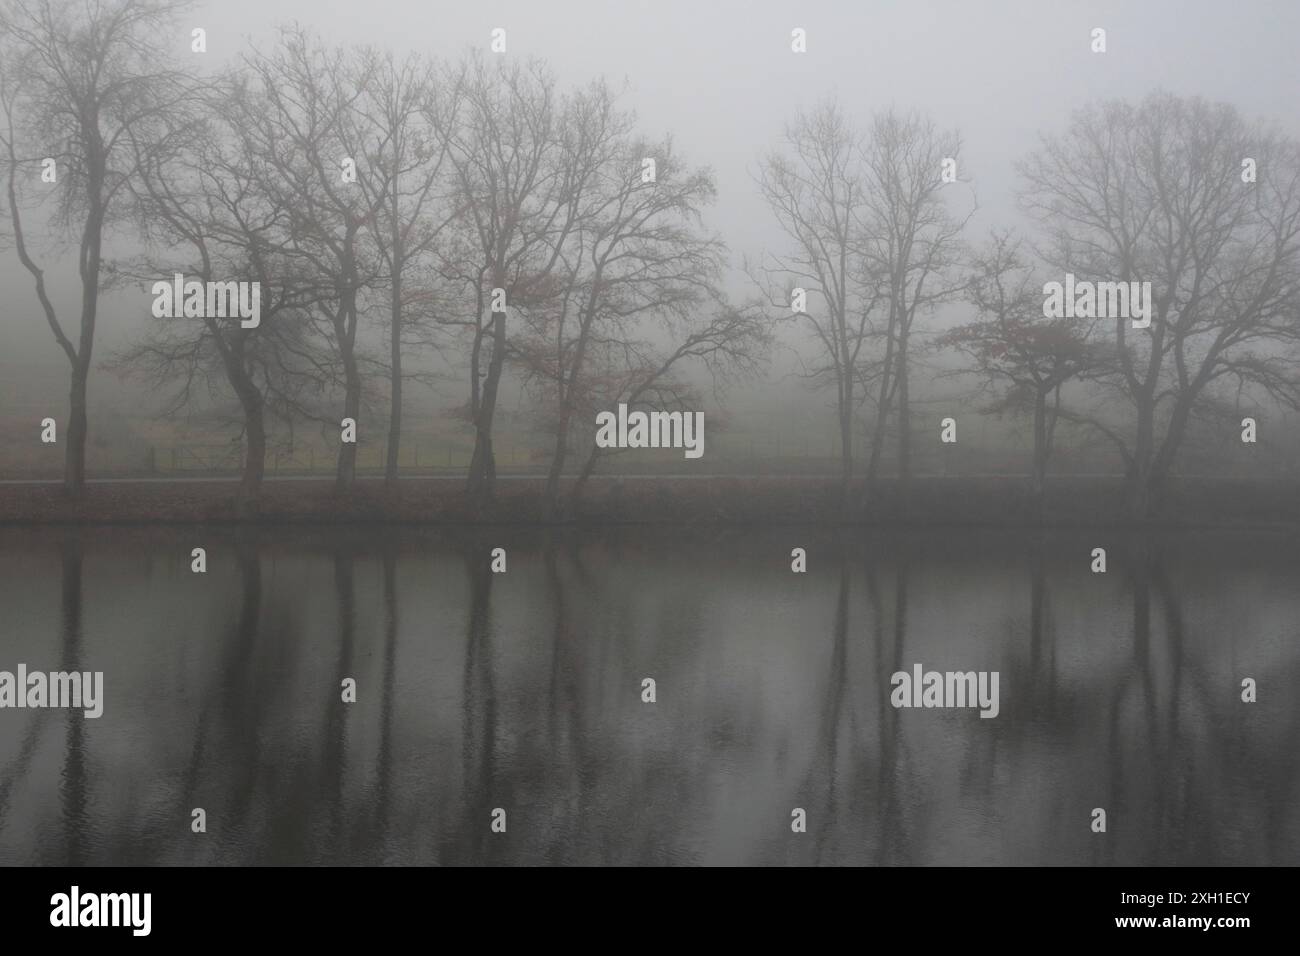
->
[1, 475, 1297, 530]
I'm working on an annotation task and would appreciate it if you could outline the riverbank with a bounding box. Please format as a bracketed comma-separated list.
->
[1, 475, 1297, 528]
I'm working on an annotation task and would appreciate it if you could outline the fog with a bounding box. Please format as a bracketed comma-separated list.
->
[3, 0, 1299, 482]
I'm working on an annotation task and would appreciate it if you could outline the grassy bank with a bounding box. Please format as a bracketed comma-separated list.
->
[1, 475, 1298, 529]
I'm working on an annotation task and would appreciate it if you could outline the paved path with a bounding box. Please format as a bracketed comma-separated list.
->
[0, 472, 1157, 485]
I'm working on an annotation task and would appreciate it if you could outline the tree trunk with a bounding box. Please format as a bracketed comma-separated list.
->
[218, 332, 264, 502]
[1127, 398, 1156, 520]
[336, 338, 361, 492]
[64, 367, 89, 496]
[896, 331, 912, 511]
[467, 308, 506, 502]
[467, 430, 495, 499]
[837, 382, 853, 511]
[385, 267, 403, 483]
[570, 443, 602, 510]
[545, 407, 571, 519]
[861, 314, 898, 512]
[1149, 392, 1196, 494]
[66, 189, 105, 497]
[546, 314, 594, 520]
[240, 396, 266, 502]
[863, 409, 888, 506]
[335, 235, 362, 492]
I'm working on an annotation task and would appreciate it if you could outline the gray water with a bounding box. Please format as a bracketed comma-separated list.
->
[0, 526, 1295, 866]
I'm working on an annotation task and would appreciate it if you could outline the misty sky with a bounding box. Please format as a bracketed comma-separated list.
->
[189, 0, 1300, 258]
[4, 0, 1298, 423]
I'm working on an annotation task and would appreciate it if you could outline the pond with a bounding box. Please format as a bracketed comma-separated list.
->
[0, 526, 1294, 865]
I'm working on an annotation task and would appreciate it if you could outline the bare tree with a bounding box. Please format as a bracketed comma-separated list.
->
[568, 300, 771, 508]
[112, 73, 330, 500]
[236, 28, 391, 492]
[0, 0, 192, 494]
[939, 231, 1100, 509]
[857, 109, 973, 508]
[753, 100, 876, 508]
[442, 55, 589, 504]
[515, 125, 729, 515]
[1019, 92, 1300, 517]
[347, 50, 463, 483]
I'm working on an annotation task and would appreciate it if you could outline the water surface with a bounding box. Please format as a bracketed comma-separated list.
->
[0, 526, 1295, 865]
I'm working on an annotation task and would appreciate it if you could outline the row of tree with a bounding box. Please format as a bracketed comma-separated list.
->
[1, 1, 768, 516]
[756, 96, 1300, 517]
[4, 0, 1299, 519]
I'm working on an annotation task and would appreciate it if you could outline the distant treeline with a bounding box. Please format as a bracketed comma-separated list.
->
[3, 0, 1298, 521]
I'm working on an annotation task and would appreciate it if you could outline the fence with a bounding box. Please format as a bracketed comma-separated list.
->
[7, 413, 1299, 480]
[144, 433, 1299, 480]
[151, 441, 554, 476]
